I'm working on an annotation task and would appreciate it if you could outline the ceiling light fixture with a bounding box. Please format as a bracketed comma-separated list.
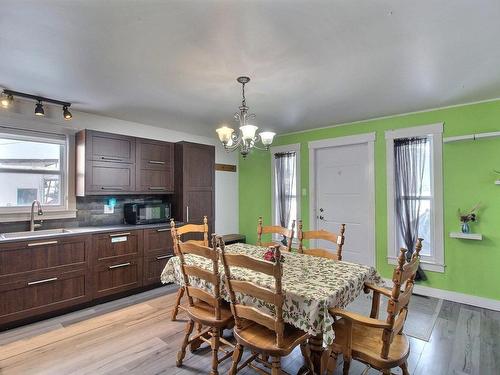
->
[34, 100, 45, 116]
[1, 89, 72, 120]
[63, 105, 72, 120]
[216, 76, 275, 158]
[0, 93, 13, 108]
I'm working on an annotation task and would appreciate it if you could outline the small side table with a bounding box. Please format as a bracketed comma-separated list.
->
[221, 234, 246, 245]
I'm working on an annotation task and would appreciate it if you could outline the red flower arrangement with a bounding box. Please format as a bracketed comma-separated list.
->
[263, 248, 285, 263]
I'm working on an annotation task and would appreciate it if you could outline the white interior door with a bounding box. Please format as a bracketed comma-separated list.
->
[312, 139, 374, 266]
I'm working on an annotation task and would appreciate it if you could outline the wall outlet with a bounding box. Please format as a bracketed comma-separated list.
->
[104, 204, 114, 214]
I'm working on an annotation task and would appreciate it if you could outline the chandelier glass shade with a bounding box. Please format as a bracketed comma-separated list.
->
[216, 76, 275, 158]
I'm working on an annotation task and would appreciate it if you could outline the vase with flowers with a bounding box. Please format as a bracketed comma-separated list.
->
[263, 246, 285, 263]
[458, 203, 480, 233]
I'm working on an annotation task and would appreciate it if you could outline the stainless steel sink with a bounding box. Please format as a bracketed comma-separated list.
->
[0, 228, 73, 240]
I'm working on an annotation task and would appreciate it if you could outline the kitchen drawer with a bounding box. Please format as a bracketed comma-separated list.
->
[143, 253, 172, 286]
[0, 235, 91, 278]
[93, 230, 143, 262]
[86, 160, 136, 193]
[143, 227, 173, 255]
[94, 258, 142, 298]
[0, 268, 90, 325]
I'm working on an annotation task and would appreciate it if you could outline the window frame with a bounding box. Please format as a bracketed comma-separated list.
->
[0, 126, 76, 221]
[385, 123, 445, 273]
[270, 143, 301, 241]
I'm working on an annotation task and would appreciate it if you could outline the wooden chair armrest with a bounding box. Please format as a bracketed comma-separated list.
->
[329, 308, 391, 329]
[364, 283, 392, 298]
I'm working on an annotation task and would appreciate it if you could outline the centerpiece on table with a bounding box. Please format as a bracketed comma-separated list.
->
[458, 203, 480, 233]
[263, 246, 285, 263]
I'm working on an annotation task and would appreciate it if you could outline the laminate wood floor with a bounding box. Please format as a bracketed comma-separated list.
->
[0, 286, 498, 375]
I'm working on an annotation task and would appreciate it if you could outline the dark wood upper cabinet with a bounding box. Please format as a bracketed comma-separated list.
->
[135, 138, 174, 194]
[174, 142, 215, 233]
[76, 130, 174, 196]
[86, 130, 136, 163]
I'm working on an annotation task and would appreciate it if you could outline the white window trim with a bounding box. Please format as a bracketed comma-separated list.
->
[385, 123, 445, 272]
[270, 143, 301, 242]
[0, 126, 77, 222]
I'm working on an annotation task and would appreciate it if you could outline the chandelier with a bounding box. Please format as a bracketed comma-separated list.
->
[216, 76, 275, 158]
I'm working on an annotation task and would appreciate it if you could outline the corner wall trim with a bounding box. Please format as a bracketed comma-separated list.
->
[383, 278, 500, 312]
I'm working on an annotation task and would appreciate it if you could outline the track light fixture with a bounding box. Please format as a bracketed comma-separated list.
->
[1, 89, 72, 120]
[0, 93, 13, 108]
[63, 105, 72, 120]
[35, 101, 45, 116]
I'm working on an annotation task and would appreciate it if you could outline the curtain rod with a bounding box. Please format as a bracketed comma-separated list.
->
[443, 131, 500, 143]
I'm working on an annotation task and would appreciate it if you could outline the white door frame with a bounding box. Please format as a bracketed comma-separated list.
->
[308, 132, 376, 266]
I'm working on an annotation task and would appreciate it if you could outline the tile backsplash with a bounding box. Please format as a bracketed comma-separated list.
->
[0, 195, 173, 233]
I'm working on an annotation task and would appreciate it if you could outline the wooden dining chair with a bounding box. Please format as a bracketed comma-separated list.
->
[256, 216, 295, 252]
[175, 234, 234, 375]
[219, 239, 314, 375]
[297, 220, 346, 260]
[326, 239, 423, 375]
[170, 216, 209, 321]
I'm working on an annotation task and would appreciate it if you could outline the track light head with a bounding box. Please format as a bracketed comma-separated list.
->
[63, 105, 72, 120]
[1, 93, 13, 108]
[35, 101, 45, 116]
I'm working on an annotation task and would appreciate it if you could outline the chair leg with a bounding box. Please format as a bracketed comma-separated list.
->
[342, 356, 351, 375]
[176, 319, 194, 367]
[327, 351, 339, 375]
[300, 342, 314, 373]
[271, 356, 282, 375]
[171, 286, 185, 321]
[210, 327, 220, 375]
[229, 344, 243, 375]
[400, 361, 410, 375]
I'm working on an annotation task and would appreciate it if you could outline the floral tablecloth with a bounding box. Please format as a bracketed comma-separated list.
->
[160, 243, 383, 345]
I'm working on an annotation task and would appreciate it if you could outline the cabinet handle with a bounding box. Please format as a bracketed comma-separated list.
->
[27, 240, 58, 247]
[156, 255, 171, 260]
[109, 262, 131, 269]
[101, 187, 125, 190]
[148, 187, 166, 191]
[101, 156, 123, 161]
[157, 228, 170, 232]
[186, 206, 189, 222]
[109, 232, 131, 237]
[148, 160, 165, 165]
[27, 277, 58, 286]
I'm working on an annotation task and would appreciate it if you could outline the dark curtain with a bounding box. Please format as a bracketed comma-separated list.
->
[394, 137, 427, 281]
[275, 152, 296, 245]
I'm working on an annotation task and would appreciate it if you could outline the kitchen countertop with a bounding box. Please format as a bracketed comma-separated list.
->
[0, 222, 181, 244]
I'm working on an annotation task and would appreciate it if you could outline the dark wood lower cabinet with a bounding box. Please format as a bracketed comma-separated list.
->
[94, 257, 143, 299]
[0, 226, 174, 329]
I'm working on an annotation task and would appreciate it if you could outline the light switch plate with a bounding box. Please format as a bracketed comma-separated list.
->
[104, 204, 114, 214]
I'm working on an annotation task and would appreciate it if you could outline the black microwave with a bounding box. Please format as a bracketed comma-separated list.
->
[124, 202, 171, 225]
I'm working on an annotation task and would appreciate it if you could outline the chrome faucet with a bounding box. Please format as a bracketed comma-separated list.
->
[30, 200, 43, 232]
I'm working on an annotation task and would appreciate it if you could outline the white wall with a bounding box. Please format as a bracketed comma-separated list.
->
[0, 101, 239, 234]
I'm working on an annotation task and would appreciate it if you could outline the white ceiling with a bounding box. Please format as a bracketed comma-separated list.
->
[1, 1, 500, 136]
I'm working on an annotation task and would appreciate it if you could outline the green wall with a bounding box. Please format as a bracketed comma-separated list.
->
[239, 100, 500, 300]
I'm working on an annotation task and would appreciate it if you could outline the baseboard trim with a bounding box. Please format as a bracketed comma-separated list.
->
[382, 278, 500, 312]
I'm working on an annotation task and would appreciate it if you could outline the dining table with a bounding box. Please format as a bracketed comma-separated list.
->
[160, 242, 383, 374]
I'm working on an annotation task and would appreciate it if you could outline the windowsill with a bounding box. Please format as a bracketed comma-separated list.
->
[0, 209, 77, 223]
[387, 256, 446, 273]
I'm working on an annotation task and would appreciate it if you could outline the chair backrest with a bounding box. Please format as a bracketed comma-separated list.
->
[176, 233, 223, 320]
[170, 216, 209, 254]
[380, 238, 422, 358]
[297, 220, 346, 260]
[256, 216, 295, 252]
[219, 238, 286, 348]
